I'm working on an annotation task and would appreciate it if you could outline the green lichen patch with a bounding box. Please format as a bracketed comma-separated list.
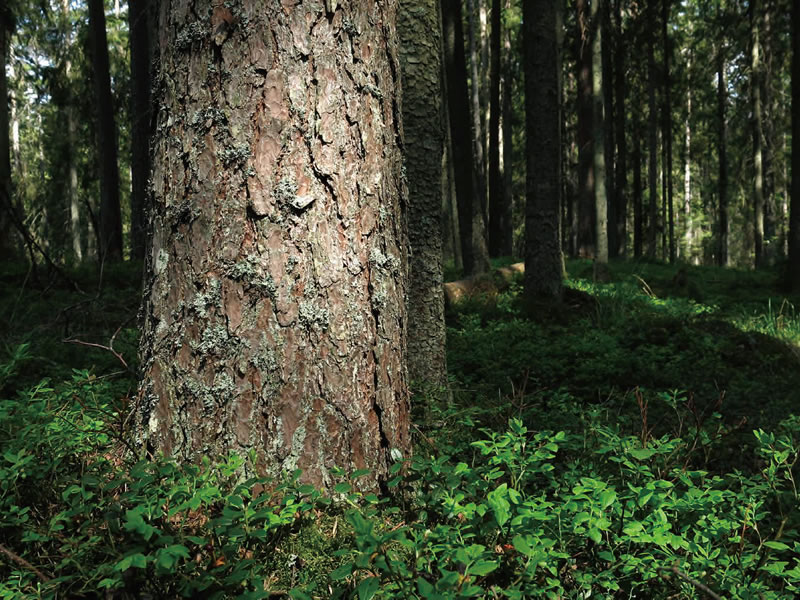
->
[298, 301, 330, 331]
[219, 142, 251, 166]
[176, 22, 208, 50]
[190, 278, 222, 318]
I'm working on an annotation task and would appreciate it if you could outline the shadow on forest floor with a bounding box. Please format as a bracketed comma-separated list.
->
[444, 258, 800, 467]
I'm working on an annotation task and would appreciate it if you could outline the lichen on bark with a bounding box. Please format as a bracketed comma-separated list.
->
[136, 0, 410, 490]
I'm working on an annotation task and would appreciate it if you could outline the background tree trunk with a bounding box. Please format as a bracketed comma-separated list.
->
[399, 0, 449, 396]
[751, 0, 765, 267]
[488, 0, 502, 256]
[129, 0, 153, 261]
[663, 0, 674, 263]
[0, 13, 13, 260]
[718, 47, 729, 266]
[647, 0, 658, 259]
[576, 0, 595, 258]
[88, 0, 123, 262]
[613, 0, 627, 257]
[592, 0, 608, 264]
[467, 0, 488, 222]
[442, 0, 490, 274]
[524, 0, 562, 299]
[137, 0, 410, 490]
[788, 0, 800, 289]
[500, 0, 513, 257]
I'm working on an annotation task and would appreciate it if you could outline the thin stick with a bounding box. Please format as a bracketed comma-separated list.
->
[658, 565, 723, 600]
[0, 544, 52, 583]
[62, 337, 129, 370]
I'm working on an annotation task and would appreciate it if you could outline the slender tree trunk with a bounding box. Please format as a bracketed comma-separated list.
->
[683, 55, 693, 262]
[88, 0, 123, 261]
[762, 1, 777, 264]
[613, 0, 626, 257]
[647, 1, 658, 259]
[137, 0, 410, 489]
[500, 0, 514, 257]
[718, 47, 729, 267]
[467, 0, 488, 222]
[663, 0, 674, 263]
[752, 0, 765, 267]
[0, 13, 16, 261]
[633, 98, 643, 258]
[788, 0, 800, 289]
[399, 0, 449, 395]
[576, 0, 595, 257]
[602, 0, 616, 258]
[441, 69, 463, 270]
[488, 0, 502, 256]
[129, 0, 152, 261]
[524, 0, 562, 299]
[442, 0, 491, 274]
[592, 0, 608, 263]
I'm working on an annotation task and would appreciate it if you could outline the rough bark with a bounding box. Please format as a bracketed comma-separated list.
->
[524, 0, 562, 300]
[129, 0, 153, 261]
[592, 0, 608, 264]
[488, 0, 502, 256]
[718, 47, 729, 267]
[136, 0, 410, 490]
[576, 0, 595, 258]
[789, 0, 800, 290]
[399, 0, 448, 394]
[442, 0, 490, 274]
[647, 0, 658, 259]
[88, 0, 123, 262]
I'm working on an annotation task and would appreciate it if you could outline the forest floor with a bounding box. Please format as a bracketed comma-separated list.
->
[3, 258, 800, 598]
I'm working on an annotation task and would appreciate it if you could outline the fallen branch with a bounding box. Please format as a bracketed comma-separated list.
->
[443, 262, 524, 306]
[0, 543, 52, 583]
[658, 565, 723, 600]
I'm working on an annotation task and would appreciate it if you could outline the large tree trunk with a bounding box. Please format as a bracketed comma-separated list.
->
[88, 0, 123, 262]
[788, 0, 800, 290]
[129, 0, 153, 261]
[442, 0, 490, 274]
[576, 0, 595, 258]
[399, 0, 448, 395]
[524, 0, 562, 299]
[136, 0, 410, 490]
[488, 0, 502, 256]
[592, 0, 608, 264]
[647, 0, 658, 260]
[718, 46, 729, 267]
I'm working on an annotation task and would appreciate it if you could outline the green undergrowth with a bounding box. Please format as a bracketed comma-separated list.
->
[3, 259, 800, 598]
